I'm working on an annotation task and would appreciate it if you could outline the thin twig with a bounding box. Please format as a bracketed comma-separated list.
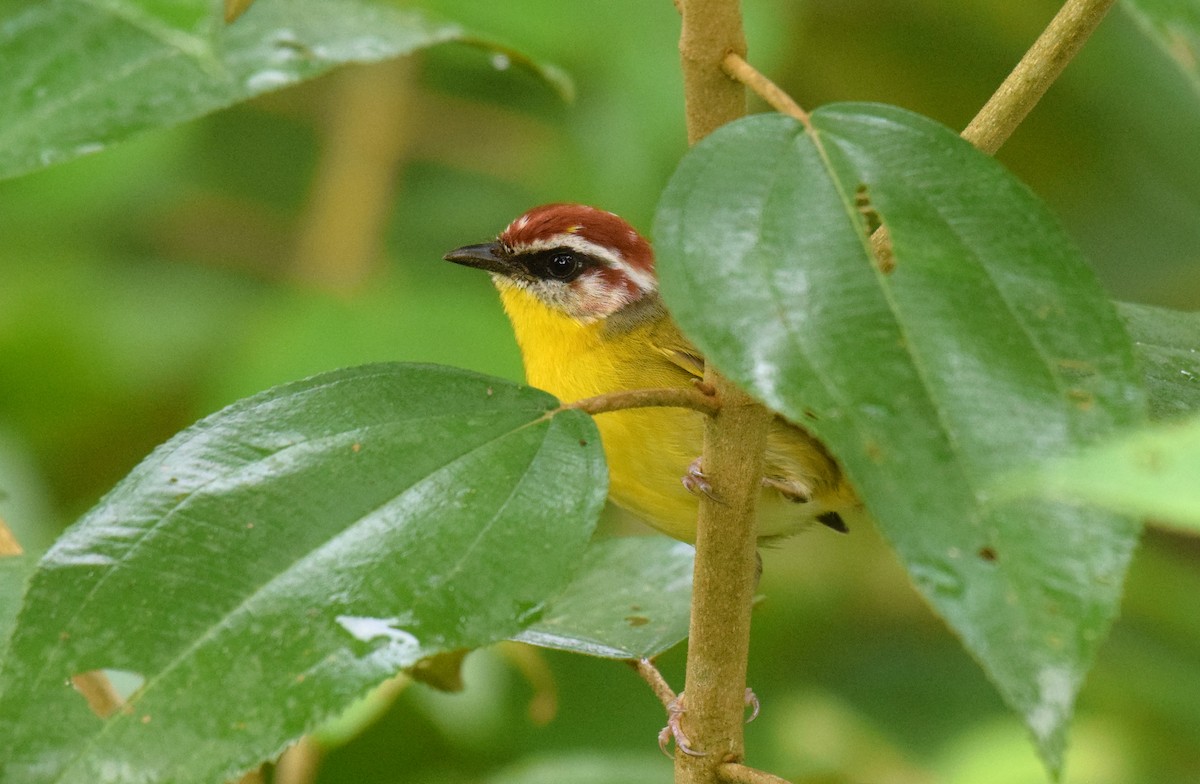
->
[719, 762, 793, 784]
[629, 658, 679, 710]
[721, 53, 810, 126]
[565, 386, 720, 417]
[961, 0, 1117, 154]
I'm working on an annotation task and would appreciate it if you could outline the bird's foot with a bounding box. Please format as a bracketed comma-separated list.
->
[681, 458, 720, 502]
[657, 689, 760, 758]
[658, 695, 706, 758]
[744, 687, 760, 722]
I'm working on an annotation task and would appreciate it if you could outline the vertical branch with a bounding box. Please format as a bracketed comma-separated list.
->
[678, 0, 747, 143]
[292, 58, 417, 293]
[675, 2, 771, 782]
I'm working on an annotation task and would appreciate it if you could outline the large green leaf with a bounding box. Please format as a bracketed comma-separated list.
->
[654, 106, 1146, 775]
[1121, 0, 1200, 95]
[1006, 413, 1200, 532]
[0, 363, 605, 784]
[514, 536, 693, 660]
[1119, 302, 1200, 420]
[0, 0, 570, 180]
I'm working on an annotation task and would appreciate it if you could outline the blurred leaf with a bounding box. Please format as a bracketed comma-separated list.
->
[1121, 0, 1200, 95]
[654, 106, 1145, 775]
[0, 363, 606, 784]
[1119, 302, 1200, 420]
[1004, 413, 1200, 531]
[0, 0, 570, 180]
[487, 752, 667, 784]
[513, 537, 693, 660]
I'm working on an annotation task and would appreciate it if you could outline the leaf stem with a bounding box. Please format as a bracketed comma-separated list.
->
[565, 386, 720, 417]
[961, 0, 1117, 154]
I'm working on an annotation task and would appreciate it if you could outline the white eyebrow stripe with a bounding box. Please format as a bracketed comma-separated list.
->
[511, 234, 657, 293]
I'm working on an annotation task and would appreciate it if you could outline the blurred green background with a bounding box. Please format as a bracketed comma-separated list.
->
[2, 0, 1198, 781]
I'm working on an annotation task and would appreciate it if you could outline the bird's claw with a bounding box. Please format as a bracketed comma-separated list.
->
[681, 457, 720, 503]
[658, 696, 706, 758]
[744, 687, 760, 723]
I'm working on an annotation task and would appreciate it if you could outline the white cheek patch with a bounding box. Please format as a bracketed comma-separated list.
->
[569, 271, 636, 319]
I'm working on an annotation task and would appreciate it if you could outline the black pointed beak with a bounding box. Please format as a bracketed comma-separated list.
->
[443, 242, 512, 275]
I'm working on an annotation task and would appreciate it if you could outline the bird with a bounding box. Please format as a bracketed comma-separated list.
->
[444, 203, 858, 544]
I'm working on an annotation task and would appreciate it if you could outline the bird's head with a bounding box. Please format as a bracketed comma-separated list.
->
[443, 203, 657, 323]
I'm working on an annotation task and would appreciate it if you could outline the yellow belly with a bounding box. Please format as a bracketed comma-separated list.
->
[498, 283, 844, 542]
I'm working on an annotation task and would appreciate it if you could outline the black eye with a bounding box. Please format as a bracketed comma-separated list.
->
[546, 252, 580, 280]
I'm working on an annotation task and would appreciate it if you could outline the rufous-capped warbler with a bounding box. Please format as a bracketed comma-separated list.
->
[445, 203, 857, 543]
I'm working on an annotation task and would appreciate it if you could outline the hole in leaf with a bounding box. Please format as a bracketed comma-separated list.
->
[69, 669, 145, 718]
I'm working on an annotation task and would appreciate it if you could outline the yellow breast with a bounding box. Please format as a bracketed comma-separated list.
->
[496, 282, 850, 542]
[498, 283, 707, 540]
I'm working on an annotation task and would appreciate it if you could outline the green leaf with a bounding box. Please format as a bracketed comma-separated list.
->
[1121, 0, 1200, 95]
[0, 363, 605, 784]
[1004, 413, 1200, 532]
[1119, 302, 1200, 420]
[0, 0, 571, 181]
[514, 536, 693, 660]
[654, 106, 1146, 776]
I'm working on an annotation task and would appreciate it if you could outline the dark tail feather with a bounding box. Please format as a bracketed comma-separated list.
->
[817, 511, 849, 533]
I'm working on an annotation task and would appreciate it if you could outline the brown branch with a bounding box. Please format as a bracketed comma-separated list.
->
[721, 53, 809, 126]
[676, 3, 770, 779]
[719, 763, 793, 784]
[678, 0, 747, 144]
[961, 0, 1117, 155]
[565, 386, 720, 417]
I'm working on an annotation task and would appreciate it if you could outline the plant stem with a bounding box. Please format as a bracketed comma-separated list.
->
[961, 0, 1117, 154]
[677, 4, 772, 781]
[566, 386, 720, 417]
